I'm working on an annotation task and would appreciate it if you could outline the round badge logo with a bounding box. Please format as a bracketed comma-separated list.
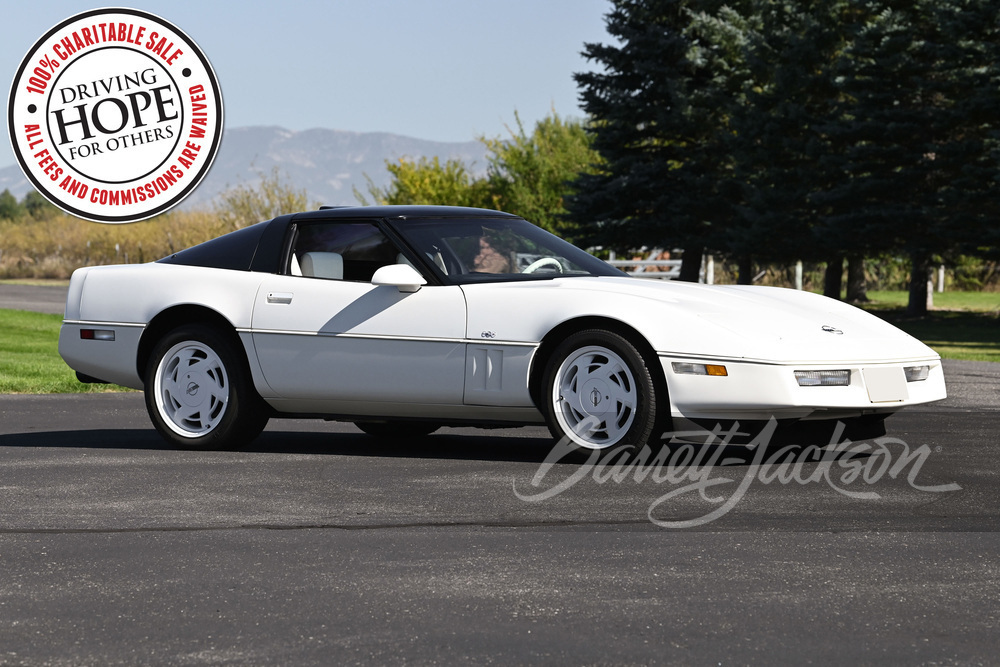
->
[7, 8, 223, 223]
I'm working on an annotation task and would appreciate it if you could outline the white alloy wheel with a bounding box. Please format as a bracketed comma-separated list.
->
[153, 340, 230, 437]
[551, 344, 639, 448]
[542, 329, 663, 451]
[144, 324, 268, 450]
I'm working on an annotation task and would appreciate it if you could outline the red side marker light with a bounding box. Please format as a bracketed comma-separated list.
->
[80, 329, 115, 341]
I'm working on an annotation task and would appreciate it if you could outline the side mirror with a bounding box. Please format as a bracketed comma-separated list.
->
[371, 263, 427, 293]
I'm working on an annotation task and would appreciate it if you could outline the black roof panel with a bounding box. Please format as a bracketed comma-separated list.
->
[157, 220, 269, 270]
[291, 205, 521, 222]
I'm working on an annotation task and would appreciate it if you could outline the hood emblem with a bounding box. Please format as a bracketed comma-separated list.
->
[821, 325, 844, 335]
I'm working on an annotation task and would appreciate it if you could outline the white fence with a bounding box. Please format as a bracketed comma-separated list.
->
[604, 253, 948, 293]
[606, 258, 683, 279]
[604, 249, 713, 283]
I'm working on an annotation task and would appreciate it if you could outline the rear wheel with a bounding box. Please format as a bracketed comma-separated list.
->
[354, 421, 440, 439]
[542, 329, 662, 450]
[144, 325, 269, 450]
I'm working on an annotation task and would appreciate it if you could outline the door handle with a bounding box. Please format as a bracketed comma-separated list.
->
[266, 292, 293, 304]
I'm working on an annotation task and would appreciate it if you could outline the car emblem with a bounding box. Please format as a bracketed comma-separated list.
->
[186, 381, 200, 396]
[821, 325, 844, 335]
[590, 388, 602, 407]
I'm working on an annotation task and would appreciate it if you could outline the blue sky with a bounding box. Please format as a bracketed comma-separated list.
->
[3, 0, 612, 169]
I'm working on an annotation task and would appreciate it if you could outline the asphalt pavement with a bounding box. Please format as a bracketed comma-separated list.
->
[1, 283, 998, 664]
[0, 282, 68, 315]
[1, 360, 999, 664]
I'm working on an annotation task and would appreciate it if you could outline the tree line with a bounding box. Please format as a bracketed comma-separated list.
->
[367, 0, 1000, 315]
[358, 111, 602, 241]
[0, 169, 310, 279]
[5, 0, 998, 313]
[570, 0, 999, 316]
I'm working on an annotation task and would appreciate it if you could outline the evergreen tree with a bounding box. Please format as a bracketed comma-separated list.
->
[569, 0, 753, 281]
[571, 0, 999, 300]
[818, 0, 1000, 315]
[725, 1, 852, 282]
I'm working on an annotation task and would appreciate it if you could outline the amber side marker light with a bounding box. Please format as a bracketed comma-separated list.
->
[672, 362, 728, 376]
[80, 329, 115, 341]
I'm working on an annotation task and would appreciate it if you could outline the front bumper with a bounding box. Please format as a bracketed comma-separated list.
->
[659, 355, 947, 422]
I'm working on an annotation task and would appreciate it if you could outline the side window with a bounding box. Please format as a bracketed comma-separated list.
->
[290, 222, 402, 282]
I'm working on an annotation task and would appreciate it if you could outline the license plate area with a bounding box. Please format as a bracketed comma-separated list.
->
[863, 366, 908, 402]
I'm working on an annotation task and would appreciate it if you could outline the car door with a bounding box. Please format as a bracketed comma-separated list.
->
[250, 220, 467, 407]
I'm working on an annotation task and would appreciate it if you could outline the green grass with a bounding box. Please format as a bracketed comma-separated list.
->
[863, 290, 1000, 312]
[854, 291, 999, 362]
[0, 309, 131, 393]
[868, 309, 1000, 362]
[0, 279, 71, 287]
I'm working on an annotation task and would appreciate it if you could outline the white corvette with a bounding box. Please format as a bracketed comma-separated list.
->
[59, 205, 946, 450]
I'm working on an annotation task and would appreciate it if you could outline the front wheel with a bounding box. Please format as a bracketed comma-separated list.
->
[144, 325, 269, 450]
[541, 329, 663, 450]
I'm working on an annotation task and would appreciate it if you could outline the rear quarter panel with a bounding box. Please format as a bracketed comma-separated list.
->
[60, 263, 266, 388]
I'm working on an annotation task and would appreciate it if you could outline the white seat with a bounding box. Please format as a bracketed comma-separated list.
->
[299, 252, 344, 280]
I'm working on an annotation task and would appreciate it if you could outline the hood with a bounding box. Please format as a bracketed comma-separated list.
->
[466, 276, 938, 364]
[581, 278, 937, 363]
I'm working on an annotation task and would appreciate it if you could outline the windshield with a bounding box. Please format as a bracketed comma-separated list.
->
[389, 217, 625, 285]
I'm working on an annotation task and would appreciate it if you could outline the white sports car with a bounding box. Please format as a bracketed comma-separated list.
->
[59, 205, 946, 450]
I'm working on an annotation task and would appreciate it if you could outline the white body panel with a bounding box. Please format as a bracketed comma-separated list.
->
[71, 263, 262, 327]
[249, 276, 466, 407]
[660, 357, 944, 421]
[459, 277, 946, 422]
[462, 278, 935, 363]
[60, 264, 266, 390]
[59, 262, 946, 426]
[58, 322, 146, 389]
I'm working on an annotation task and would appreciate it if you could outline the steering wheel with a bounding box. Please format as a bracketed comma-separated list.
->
[522, 257, 564, 274]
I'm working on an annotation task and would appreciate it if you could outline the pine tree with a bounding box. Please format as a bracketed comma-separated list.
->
[818, 0, 1000, 315]
[724, 1, 852, 281]
[569, 0, 753, 281]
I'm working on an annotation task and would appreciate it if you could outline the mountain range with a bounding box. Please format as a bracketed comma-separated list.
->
[0, 126, 488, 210]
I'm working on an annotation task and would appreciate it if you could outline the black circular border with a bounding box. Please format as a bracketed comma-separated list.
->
[7, 7, 224, 224]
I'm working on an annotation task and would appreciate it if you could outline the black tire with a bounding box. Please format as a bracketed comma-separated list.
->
[143, 324, 269, 450]
[354, 421, 441, 439]
[541, 329, 662, 450]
